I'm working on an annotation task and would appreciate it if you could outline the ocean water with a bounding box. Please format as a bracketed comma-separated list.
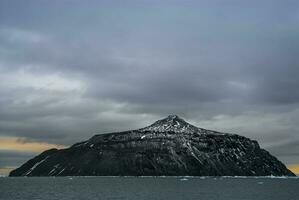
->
[0, 176, 298, 200]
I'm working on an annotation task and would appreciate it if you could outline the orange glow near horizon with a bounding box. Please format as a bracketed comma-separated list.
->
[0, 137, 67, 176]
[0, 167, 14, 176]
[288, 165, 299, 175]
[0, 136, 66, 153]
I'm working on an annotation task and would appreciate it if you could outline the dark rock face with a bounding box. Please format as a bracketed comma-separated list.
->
[9, 115, 295, 176]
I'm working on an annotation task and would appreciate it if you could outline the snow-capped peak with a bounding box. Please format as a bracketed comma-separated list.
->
[140, 115, 201, 133]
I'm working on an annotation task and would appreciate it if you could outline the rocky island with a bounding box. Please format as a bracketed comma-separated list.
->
[9, 115, 295, 176]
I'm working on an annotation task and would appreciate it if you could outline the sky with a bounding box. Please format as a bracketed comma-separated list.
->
[0, 0, 299, 175]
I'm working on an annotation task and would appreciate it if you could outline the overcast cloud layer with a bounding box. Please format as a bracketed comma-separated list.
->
[0, 0, 299, 170]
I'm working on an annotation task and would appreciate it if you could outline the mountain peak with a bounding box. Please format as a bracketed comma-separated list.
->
[10, 114, 295, 177]
[165, 114, 180, 120]
[140, 115, 201, 133]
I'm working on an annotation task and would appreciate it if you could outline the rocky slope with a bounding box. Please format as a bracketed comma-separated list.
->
[9, 115, 295, 176]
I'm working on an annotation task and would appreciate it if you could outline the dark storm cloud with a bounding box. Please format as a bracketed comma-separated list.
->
[268, 139, 299, 164]
[0, 0, 299, 168]
[0, 150, 35, 168]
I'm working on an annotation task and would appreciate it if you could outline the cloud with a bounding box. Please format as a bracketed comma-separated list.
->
[0, 66, 85, 92]
[0, 27, 47, 44]
[0, 0, 298, 168]
[0, 150, 36, 171]
[0, 136, 66, 152]
[0, 136, 66, 174]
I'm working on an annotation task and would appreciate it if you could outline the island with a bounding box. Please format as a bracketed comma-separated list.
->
[9, 115, 295, 176]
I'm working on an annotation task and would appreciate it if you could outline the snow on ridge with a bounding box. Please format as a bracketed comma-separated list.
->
[139, 115, 202, 134]
[25, 156, 49, 176]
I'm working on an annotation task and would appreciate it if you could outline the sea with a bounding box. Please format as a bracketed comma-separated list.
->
[0, 176, 298, 200]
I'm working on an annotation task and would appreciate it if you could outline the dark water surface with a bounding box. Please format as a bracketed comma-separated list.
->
[0, 177, 298, 200]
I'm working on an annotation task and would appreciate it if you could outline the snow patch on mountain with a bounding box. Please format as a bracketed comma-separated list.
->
[139, 115, 204, 134]
[25, 156, 49, 176]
